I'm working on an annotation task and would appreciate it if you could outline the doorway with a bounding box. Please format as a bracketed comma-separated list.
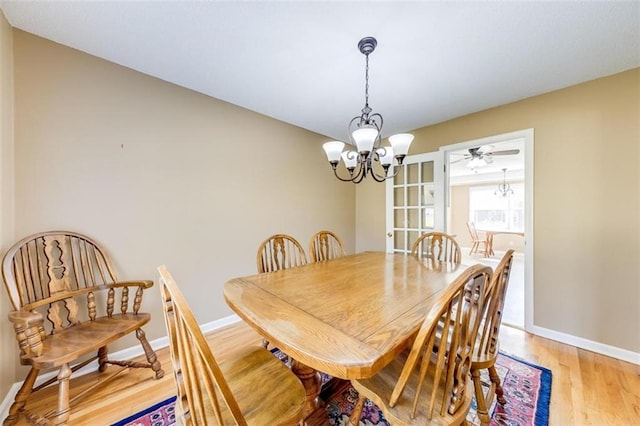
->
[441, 129, 533, 331]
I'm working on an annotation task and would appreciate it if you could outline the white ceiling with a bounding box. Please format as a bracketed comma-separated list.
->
[1, 1, 638, 142]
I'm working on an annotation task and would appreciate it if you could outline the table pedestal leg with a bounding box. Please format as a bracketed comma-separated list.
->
[485, 233, 494, 257]
[291, 359, 323, 417]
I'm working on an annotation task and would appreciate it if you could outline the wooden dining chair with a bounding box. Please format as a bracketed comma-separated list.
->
[349, 264, 492, 425]
[256, 234, 308, 352]
[411, 231, 462, 264]
[308, 230, 346, 262]
[2, 231, 163, 426]
[256, 234, 307, 273]
[158, 265, 306, 425]
[471, 249, 515, 425]
[466, 221, 488, 256]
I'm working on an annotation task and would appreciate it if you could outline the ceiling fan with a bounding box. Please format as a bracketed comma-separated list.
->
[450, 145, 520, 168]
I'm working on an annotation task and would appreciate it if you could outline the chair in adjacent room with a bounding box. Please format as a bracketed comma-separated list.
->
[466, 221, 489, 256]
[471, 249, 515, 425]
[411, 231, 462, 264]
[349, 264, 492, 425]
[2, 231, 164, 426]
[158, 265, 306, 425]
[308, 230, 346, 262]
[256, 233, 308, 273]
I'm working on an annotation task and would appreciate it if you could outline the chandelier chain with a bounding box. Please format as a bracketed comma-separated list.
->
[364, 53, 370, 109]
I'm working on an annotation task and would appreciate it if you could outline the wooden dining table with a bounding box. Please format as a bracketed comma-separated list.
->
[478, 229, 525, 256]
[223, 251, 469, 414]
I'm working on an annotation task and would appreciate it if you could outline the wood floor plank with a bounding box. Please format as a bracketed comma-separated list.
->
[9, 321, 640, 425]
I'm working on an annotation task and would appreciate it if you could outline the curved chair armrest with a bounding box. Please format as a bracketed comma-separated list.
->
[9, 310, 45, 357]
[108, 280, 154, 290]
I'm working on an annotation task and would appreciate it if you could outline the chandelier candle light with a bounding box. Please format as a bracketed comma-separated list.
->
[322, 37, 414, 183]
[495, 168, 514, 198]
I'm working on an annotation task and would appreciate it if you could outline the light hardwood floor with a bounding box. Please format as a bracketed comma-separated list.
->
[10, 321, 640, 425]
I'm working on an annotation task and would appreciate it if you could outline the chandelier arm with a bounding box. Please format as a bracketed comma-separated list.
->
[368, 113, 384, 148]
[369, 169, 389, 182]
[347, 115, 363, 144]
[368, 155, 392, 181]
[331, 161, 368, 182]
[350, 162, 368, 183]
[332, 168, 358, 182]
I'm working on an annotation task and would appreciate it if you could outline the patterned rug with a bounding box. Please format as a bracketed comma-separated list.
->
[326, 352, 552, 426]
[113, 352, 550, 426]
[111, 396, 176, 426]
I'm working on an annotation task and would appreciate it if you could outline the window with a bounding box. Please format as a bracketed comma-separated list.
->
[469, 184, 524, 231]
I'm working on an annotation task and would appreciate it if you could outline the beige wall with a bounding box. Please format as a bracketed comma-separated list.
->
[356, 68, 640, 353]
[6, 30, 355, 380]
[355, 177, 387, 252]
[0, 10, 15, 395]
[450, 183, 525, 253]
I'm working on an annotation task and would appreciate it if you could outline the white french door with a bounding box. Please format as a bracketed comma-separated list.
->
[385, 152, 444, 253]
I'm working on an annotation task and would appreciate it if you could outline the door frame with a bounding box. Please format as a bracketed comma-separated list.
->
[439, 128, 534, 332]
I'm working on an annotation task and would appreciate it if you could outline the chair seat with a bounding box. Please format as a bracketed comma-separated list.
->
[26, 313, 150, 369]
[196, 346, 306, 425]
[352, 351, 474, 426]
[472, 338, 500, 369]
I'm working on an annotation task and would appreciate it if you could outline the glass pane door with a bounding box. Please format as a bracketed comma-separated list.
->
[386, 152, 443, 253]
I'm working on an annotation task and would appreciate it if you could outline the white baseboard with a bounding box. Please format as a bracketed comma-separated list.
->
[529, 324, 640, 365]
[0, 314, 241, 421]
[0, 382, 21, 424]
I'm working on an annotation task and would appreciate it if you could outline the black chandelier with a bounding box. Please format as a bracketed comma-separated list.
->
[322, 37, 413, 183]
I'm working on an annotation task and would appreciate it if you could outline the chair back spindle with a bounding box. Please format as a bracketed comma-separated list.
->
[467, 221, 480, 240]
[476, 249, 515, 359]
[309, 230, 346, 262]
[411, 232, 462, 264]
[256, 234, 307, 273]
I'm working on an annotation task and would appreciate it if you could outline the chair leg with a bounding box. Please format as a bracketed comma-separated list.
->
[469, 241, 477, 255]
[3, 367, 39, 425]
[348, 394, 365, 426]
[489, 365, 507, 405]
[135, 328, 164, 379]
[52, 363, 72, 425]
[471, 368, 490, 426]
[98, 346, 108, 373]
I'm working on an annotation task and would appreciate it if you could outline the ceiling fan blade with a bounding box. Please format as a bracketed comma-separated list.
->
[477, 145, 494, 154]
[450, 157, 467, 164]
[485, 149, 520, 156]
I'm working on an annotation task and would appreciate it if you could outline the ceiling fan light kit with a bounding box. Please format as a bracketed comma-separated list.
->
[322, 36, 413, 183]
